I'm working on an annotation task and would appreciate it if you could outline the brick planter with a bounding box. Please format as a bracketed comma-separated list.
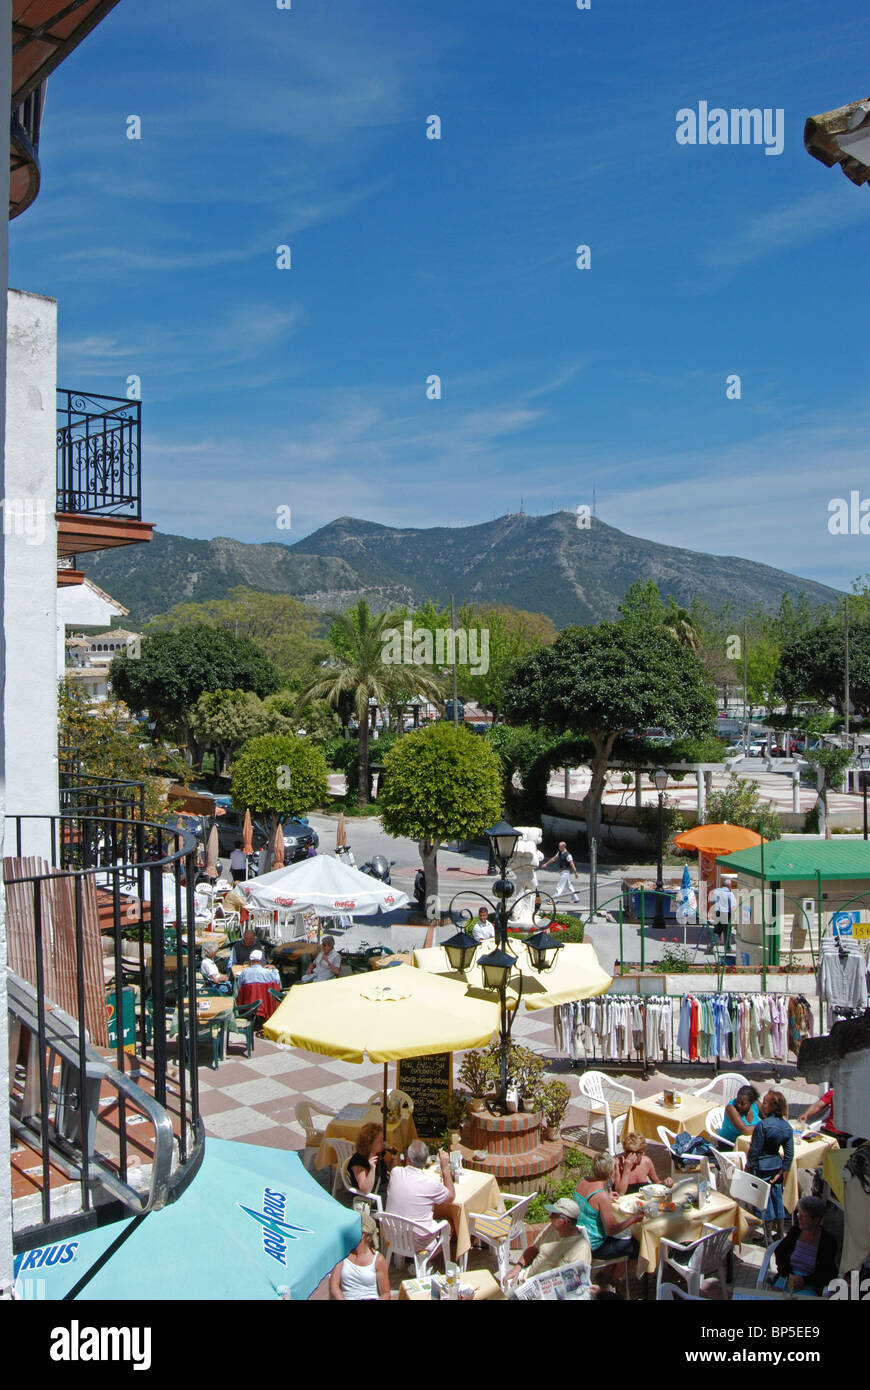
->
[459, 1108, 562, 1194]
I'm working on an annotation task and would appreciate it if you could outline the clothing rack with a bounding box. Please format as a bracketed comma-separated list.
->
[555, 991, 799, 1081]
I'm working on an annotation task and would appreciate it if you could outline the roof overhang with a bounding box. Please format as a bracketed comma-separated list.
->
[804, 96, 870, 188]
[12, 1, 124, 107]
[56, 513, 155, 555]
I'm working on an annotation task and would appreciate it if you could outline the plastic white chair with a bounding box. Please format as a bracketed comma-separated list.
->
[657, 1282, 708, 1300]
[694, 1072, 750, 1104]
[295, 1101, 336, 1150]
[704, 1106, 732, 1149]
[375, 1212, 451, 1278]
[576, 1071, 635, 1151]
[756, 1238, 784, 1288]
[328, 1138, 357, 1195]
[338, 1154, 383, 1213]
[656, 1124, 703, 1179]
[468, 1192, 533, 1283]
[656, 1223, 735, 1299]
[728, 1167, 771, 1244]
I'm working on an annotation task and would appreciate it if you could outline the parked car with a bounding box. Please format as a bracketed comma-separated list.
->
[213, 807, 318, 861]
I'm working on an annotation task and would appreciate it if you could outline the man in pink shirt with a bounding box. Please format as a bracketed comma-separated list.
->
[386, 1140, 455, 1247]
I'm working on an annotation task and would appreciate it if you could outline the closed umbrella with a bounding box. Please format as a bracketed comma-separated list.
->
[242, 808, 254, 881]
[336, 812, 347, 852]
[272, 821, 285, 870]
[204, 822, 220, 878]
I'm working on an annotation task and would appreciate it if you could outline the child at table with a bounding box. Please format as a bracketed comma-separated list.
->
[613, 1133, 672, 1195]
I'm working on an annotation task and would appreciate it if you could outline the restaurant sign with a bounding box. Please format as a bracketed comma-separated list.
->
[397, 1053, 453, 1137]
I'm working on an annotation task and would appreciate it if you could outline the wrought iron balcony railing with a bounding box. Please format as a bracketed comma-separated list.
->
[5, 809, 204, 1251]
[56, 389, 141, 519]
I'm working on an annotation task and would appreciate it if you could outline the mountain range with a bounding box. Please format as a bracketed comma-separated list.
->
[80, 512, 842, 628]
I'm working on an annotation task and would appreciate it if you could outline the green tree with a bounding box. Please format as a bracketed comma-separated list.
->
[776, 618, 870, 717]
[147, 587, 326, 688]
[503, 623, 717, 846]
[110, 625, 279, 762]
[59, 682, 186, 823]
[705, 774, 782, 841]
[803, 747, 855, 840]
[378, 723, 503, 921]
[190, 688, 292, 773]
[230, 733, 328, 868]
[301, 599, 442, 807]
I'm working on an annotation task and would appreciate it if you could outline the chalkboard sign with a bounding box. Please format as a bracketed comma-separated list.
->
[397, 1052, 452, 1138]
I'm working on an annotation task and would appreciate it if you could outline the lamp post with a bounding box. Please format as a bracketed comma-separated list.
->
[859, 753, 870, 841]
[446, 818, 562, 1111]
[652, 769, 669, 931]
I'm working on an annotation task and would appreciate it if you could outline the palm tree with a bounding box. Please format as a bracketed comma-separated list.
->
[301, 599, 444, 806]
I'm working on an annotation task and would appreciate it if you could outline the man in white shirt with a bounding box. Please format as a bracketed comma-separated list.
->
[238, 950, 281, 988]
[199, 956, 231, 993]
[229, 840, 248, 883]
[709, 884, 737, 936]
[471, 906, 495, 944]
[386, 1140, 455, 1247]
[300, 935, 342, 983]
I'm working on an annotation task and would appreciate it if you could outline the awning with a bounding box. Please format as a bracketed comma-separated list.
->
[13, 1139, 359, 1300]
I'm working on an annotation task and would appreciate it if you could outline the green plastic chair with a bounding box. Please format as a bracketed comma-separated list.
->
[228, 1000, 260, 1058]
[268, 987, 289, 1007]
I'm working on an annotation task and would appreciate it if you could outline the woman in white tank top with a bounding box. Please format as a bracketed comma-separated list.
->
[329, 1225, 390, 1301]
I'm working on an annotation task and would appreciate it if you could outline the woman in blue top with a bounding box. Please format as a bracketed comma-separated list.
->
[718, 1084, 760, 1145]
[574, 1152, 643, 1283]
[748, 1089, 794, 1243]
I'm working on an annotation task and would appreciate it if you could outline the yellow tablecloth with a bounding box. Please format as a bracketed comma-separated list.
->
[622, 1094, 713, 1145]
[632, 1190, 750, 1276]
[437, 1168, 503, 1261]
[398, 1269, 504, 1301]
[736, 1130, 838, 1213]
[315, 1106, 418, 1170]
[188, 996, 234, 1021]
[822, 1145, 850, 1205]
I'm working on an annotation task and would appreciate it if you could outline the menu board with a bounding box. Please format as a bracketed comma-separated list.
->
[397, 1052, 452, 1137]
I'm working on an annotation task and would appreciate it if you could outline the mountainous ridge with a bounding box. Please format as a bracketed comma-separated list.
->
[80, 512, 843, 627]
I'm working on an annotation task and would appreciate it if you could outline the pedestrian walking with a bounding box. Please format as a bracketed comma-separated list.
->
[541, 841, 581, 904]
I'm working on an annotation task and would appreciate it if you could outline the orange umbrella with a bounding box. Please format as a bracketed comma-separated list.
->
[242, 809, 254, 855]
[336, 812, 347, 852]
[272, 821, 285, 870]
[674, 823, 766, 898]
[673, 823, 766, 856]
[204, 822, 220, 878]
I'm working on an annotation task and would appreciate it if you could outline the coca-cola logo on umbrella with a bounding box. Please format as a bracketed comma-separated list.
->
[333, 900, 357, 909]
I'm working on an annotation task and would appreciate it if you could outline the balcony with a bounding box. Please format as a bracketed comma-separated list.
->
[5, 794, 206, 1253]
[10, 3, 124, 220]
[56, 389, 154, 566]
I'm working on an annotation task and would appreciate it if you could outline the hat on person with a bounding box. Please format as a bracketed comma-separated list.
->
[545, 1198, 580, 1221]
[250, 949, 263, 962]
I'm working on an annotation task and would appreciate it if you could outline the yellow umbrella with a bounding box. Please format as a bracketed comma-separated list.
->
[264, 963, 499, 1060]
[411, 941, 612, 1012]
[264, 963, 500, 1139]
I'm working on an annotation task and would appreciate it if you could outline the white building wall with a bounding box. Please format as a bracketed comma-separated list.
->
[56, 579, 126, 678]
[4, 289, 59, 855]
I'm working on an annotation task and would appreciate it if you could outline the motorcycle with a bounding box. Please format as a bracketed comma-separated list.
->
[360, 853, 393, 885]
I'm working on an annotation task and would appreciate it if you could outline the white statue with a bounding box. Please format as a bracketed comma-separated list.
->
[508, 826, 544, 927]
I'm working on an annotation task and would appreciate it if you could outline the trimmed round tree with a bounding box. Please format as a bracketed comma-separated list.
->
[504, 622, 717, 847]
[230, 734, 328, 869]
[378, 722, 503, 921]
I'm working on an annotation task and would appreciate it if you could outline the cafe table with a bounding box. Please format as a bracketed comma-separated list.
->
[622, 1190, 750, 1277]
[735, 1128, 839, 1213]
[315, 1103, 418, 1170]
[189, 995, 234, 1022]
[398, 1269, 504, 1301]
[621, 1093, 713, 1145]
[436, 1167, 504, 1263]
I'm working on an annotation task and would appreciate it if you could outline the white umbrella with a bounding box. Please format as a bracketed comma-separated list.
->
[239, 854, 409, 917]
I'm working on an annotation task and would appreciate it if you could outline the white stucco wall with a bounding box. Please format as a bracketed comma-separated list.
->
[56, 579, 126, 678]
[4, 289, 59, 856]
[827, 1053, 870, 1139]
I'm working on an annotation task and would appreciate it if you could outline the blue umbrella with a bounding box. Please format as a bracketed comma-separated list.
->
[13, 1139, 360, 1301]
[675, 864, 697, 923]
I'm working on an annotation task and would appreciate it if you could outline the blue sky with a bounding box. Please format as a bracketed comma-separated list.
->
[11, 0, 870, 594]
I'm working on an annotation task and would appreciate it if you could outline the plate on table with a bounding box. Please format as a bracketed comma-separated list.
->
[640, 1184, 669, 1200]
[614, 1195, 643, 1215]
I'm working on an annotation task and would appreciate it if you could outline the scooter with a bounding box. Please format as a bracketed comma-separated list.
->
[360, 853, 393, 885]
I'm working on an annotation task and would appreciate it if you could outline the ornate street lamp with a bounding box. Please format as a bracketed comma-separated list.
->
[524, 927, 564, 973]
[652, 768, 669, 931]
[859, 753, 870, 841]
[441, 929, 478, 973]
